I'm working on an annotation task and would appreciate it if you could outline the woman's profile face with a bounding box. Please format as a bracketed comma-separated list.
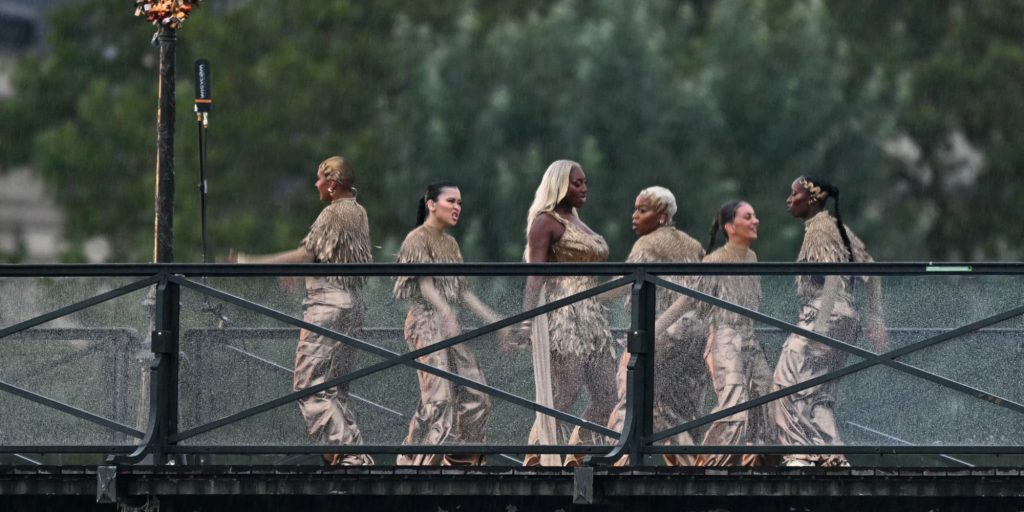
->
[786, 179, 814, 219]
[430, 186, 462, 228]
[562, 167, 588, 209]
[632, 194, 662, 237]
[726, 202, 759, 244]
[315, 168, 334, 202]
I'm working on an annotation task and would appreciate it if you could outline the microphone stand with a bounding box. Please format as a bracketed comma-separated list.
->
[195, 108, 210, 263]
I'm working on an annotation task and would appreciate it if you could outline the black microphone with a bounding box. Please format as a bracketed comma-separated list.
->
[194, 59, 212, 114]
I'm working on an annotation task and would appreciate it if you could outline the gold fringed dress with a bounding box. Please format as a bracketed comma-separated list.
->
[772, 210, 879, 467]
[606, 225, 708, 466]
[696, 242, 776, 466]
[294, 197, 373, 465]
[393, 224, 491, 466]
[525, 212, 617, 466]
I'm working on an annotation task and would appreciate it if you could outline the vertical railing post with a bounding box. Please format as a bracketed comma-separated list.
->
[625, 272, 656, 464]
[151, 276, 180, 464]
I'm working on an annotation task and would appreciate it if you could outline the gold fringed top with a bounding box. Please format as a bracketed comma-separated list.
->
[300, 197, 372, 290]
[796, 210, 872, 302]
[797, 210, 883, 323]
[393, 224, 466, 305]
[699, 242, 760, 334]
[627, 226, 705, 317]
[540, 212, 614, 358]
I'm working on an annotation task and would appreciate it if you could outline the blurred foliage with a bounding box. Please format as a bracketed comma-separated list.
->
[0, 0, 1022, 262]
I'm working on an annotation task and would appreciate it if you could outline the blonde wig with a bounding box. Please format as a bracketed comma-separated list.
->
[637, 185, 677, 225]
[524, 160, 581, 260]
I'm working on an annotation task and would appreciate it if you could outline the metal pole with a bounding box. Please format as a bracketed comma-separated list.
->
[153, 26, 176, 264]
[627, 275, 656, 464]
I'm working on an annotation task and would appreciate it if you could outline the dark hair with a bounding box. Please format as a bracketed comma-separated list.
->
[706, 200, 748, 252]
[416, 180, 458, 226]
[798, 175, 854, 262]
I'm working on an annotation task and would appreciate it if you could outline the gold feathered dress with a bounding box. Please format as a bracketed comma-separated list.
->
[525, 212, 617, 466]
[695, 242, 776, 466]
[606, 225, 708, 466]
[294, 197, 373, 465]
[393, 224, 491, 465]
[772, 210, 880, 467]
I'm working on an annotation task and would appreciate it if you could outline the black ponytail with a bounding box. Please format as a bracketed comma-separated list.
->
[416, 180, 458, 226]
[707, 200, 746, 252]
[799, 175, 854, 262]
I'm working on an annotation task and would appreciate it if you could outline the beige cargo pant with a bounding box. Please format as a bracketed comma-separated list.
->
[294, 288, 373, 465]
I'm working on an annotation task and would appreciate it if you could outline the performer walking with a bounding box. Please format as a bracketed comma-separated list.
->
[507, 160, 617, 467]
[605, 186, 708, 466]
[230, 156, 373, 466]
[773, 176, 889, 467]
[393, 181, 505, 466]
[658, 200, 775, 466]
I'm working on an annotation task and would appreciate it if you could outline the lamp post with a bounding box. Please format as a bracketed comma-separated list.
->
[154, 25, 176, 263]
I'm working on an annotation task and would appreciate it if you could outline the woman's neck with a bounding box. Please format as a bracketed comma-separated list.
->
[552, 203, 574, 218]
[725, 238, 751, 250]
[802, 204, 824, 221]
[423, 217, 448, 234]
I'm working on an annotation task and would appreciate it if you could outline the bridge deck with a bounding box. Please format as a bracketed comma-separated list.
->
[5, 465, 1024, 508]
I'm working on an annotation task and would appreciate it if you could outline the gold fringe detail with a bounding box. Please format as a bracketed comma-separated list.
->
[627, 226, 705, 317]
[393, 225, 466, 304]
[300, 198, 372, 289]
[541, 213, 613, 358]
[796, 211, 873, 302]
[698, 242, 760, 333]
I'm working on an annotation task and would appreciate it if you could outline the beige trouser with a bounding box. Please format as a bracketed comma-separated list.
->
[397, 309, 491, 466]
[524, 351, 617, 467]
[773, 301, 858, 466]
[606, 331, 707, 466]
[697, 326, 775, 466]
[294, 290, 372, 466]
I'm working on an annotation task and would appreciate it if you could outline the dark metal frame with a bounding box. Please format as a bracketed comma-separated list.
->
[2, 262, 1023, 465]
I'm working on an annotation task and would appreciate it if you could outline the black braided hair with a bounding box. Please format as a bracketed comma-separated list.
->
[799, 175, 854, 262]
[706, 200, 747, 252]
[416, 180, 458, 226]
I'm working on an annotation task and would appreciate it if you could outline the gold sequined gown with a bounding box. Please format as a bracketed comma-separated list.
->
[294, 197, 373, 465]
[696, 242, 776, 466]
[393, 224, 491, 466]
[772, 210, 878, 467]
[606, 226, 708, 466]
[525, 212, 617, 466]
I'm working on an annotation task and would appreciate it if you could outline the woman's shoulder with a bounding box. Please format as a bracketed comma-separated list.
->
[630, 227, 704, 263]
[800, 212, 865, 262]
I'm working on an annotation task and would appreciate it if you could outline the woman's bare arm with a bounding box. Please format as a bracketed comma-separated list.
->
[233, 247, 316, 264]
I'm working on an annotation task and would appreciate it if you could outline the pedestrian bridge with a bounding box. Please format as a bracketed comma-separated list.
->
[2, 262, 1024, 510]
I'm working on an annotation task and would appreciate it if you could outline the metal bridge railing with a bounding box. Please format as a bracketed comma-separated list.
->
[2, 262, 1024, 466]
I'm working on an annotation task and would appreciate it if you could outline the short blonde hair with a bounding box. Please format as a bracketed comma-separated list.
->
[637, 186, 677, 224]
[319, 156, 354, 184]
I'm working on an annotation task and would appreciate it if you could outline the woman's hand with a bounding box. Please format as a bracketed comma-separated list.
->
[442, 311, 461, 339]
[501, 320, 532, 352]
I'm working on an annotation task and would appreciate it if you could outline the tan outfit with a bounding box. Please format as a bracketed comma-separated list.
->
[606, 226, 708, 466]
[525, 212, 617, 466]
[393, 224, 491, 466]
[295, 198, 373, 466]
[773, 210, 880, 467]
[695, 242, 775, 466]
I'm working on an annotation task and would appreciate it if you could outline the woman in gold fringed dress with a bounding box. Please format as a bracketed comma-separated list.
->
[507, 160, 617, 467]
[230, 156, 374, 466]
[605, 186, 708, 466]
[393, 181, 505, 466]
[773, 176, 888, 467]
[658, 200, 775, 466]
